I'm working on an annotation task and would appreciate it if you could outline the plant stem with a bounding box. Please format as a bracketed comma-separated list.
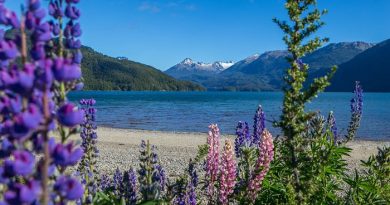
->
[41, 88, 51, 205]
[20, 16, 27, 65]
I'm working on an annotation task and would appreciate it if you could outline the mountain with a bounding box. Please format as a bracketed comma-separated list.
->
[221, 51, 290, 89]
[166, 41, 374, 91]
[81, 47, 205, 91]
[328, 39, 390, 92]
[165, 58, 234, 78]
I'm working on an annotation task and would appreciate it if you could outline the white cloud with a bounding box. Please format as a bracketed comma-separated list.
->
[138, 1, 197, 13]
[138, 2, 161, 13]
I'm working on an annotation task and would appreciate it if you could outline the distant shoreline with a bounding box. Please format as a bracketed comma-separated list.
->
[96, 126, 390, 142]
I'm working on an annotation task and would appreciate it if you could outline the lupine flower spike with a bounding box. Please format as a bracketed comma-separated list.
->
[77, 99, 99, 204]
[234, 121, 251, 158]
[346, 81, 363, 141]
[219, 140, 237, 205]
[0, 0, 84, 204]
[186, 180, 197, 205]
[122, 168, 138, 205]
[138, 140, 166, 201]
[247, 129, 274, 203]
[206, 124, 220, 200]
[252, 105, 265, 146]
[327, 111, 338, 144]
[113, 167, 123, 195]
[185, 159, 198, 205]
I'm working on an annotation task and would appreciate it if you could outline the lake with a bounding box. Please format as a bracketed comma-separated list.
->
[69, 91, 390, 140]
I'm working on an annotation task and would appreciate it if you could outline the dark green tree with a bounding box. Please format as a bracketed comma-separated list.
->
[270, 0, 350, 204]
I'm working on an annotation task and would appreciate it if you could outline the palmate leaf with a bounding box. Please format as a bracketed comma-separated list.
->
[93, 191, 122, 205]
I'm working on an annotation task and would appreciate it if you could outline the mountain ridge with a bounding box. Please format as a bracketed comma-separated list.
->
[328, 39, 390, 92]
[165, 41, 376, 91]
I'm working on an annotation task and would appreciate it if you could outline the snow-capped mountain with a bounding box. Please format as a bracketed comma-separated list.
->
[221, 53, 261, 74]
[164, 41, 374, 91]
[165, 58, 234, 78]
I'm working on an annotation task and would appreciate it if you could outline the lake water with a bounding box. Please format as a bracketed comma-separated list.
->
[69, 91, 390, 140]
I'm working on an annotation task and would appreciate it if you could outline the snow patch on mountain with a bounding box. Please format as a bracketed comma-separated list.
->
[168, 58, 235, 73]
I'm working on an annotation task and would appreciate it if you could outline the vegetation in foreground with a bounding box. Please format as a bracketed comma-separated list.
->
[0, 0, 388, 205]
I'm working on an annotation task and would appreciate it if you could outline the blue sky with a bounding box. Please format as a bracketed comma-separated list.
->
[5, 0, 390, 70]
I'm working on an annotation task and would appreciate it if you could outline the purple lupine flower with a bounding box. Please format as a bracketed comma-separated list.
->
[77, 99, 99, 204]
[6, 150, 35, 176]
[54, 176, 84, 200]
[4, 180, 41, 204]
[28, 0, 41, 11]
[186, 181, 197, 205]
[32, 22, 52, 42]
[36, 59, 54, 87]
[112, 167, 123, 195]
[73, 50, 83, 64]
[57, 103, 84, 127]
[172, 179, 186, 205]
[351, 81, 363, 116]
[48, 1, 63, 19]
[247, 129, 274, 202]
[188, 159, 198, 187]
[49, 21, 61, 36]
[0, 6, 20, 28]
[65, 38, 82, 49]
[205, 124, 220, 200]
[10, 116, 31, 140]
[0, 40, 19, 60]
[0, 0, 84, 204]
[122, 168, 138, 204]
[327, 111, 338, 144]
[52, 57, 82, 82]
[0, 138, 14, 158]
[252, 105, 265, 146]
[4, 64, 35, 94]
[65, 4, 80, 20]
[21, 104, 43, 129]
[234, 121, 250, 158]
[50, 140, 83, 167]
[219, 140, 237, 205]
[347, 81, 364, 141]
[99, 173, 111, 191]
[154, 164, 166, 191]
[71, 23, 82, 37]
[30, 43, 46, 60]
[174, 195, 186, 205]
[138, 140, 166, 200]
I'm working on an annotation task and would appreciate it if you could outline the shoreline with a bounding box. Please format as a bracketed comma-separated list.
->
[69, 127, 390, 177]
[97, 126, 390, 142]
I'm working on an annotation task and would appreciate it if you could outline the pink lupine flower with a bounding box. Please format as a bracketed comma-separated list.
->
[206, 124, 220, 199]
[247, 129, 274, 202]
[219, 140, 237, 205]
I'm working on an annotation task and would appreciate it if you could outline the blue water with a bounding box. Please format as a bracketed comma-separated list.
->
[69, 91, 390, 140]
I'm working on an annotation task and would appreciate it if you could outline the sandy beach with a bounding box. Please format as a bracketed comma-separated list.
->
[70, 127, 390, 177]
